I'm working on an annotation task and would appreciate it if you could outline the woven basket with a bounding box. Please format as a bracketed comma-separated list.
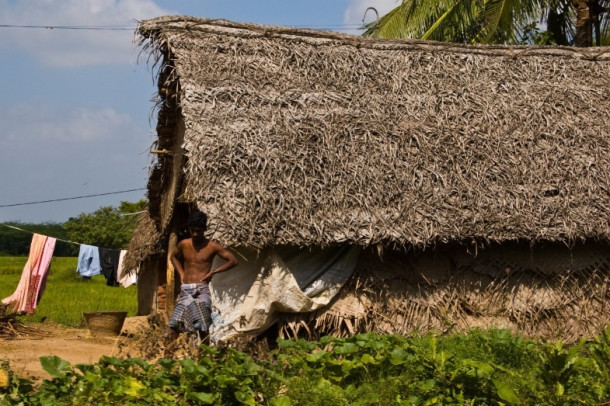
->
[83, 311, 128, 337]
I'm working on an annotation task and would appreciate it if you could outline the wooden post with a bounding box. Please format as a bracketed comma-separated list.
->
[166, 232, 178, 318]
[136, 257, 160, 316]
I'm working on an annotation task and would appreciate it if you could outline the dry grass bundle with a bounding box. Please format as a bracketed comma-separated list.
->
[136, 16, 610, 251]
[115, 312, 273, 361]
[0, 304, 48, 340]
[122, 212, 164, 274]
[114, 312, 202, 360]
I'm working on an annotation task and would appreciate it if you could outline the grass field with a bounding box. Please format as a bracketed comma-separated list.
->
[0, 256, 137, 327]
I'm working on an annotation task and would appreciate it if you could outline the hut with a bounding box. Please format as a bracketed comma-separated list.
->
[128, 15, 610, 343]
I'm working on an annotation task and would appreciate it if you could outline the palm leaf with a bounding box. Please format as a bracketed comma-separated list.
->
[421, 2, 464, 40]
[475, 0, 507, 43]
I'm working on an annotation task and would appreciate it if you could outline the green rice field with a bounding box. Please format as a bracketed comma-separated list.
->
[0, 256, 137, 327]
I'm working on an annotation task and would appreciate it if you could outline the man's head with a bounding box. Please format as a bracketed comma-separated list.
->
[188, 211, 207, 240]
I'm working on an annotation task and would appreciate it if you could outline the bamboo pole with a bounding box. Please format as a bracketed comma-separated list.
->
[166, 232, 178, 318]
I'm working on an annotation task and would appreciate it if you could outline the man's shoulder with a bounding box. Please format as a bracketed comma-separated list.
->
[178, 237, 193, 245]
[207, 239, 227, 250]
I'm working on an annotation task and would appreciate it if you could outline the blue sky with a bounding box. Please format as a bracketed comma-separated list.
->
[0, 0, 396, 224]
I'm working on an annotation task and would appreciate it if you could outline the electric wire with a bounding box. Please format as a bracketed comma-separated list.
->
[0, 188, 147, 208]
[0, 23, 365, 31]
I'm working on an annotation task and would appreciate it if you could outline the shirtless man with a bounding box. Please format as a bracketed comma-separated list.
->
[168, 210, 238, 337]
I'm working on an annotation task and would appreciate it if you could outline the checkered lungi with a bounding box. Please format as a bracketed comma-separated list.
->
[168, 282, 213, 334]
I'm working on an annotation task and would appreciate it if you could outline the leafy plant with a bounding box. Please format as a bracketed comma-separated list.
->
[6, 326, 610, 405]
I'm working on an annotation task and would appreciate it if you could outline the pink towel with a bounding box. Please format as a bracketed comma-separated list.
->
[2, 233, 56, 315]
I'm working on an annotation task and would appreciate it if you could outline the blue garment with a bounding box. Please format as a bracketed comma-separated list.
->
[77, 244, 101, 277]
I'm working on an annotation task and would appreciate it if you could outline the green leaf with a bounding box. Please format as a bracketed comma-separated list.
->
[190, 392, 217, 404]
[40, 356, 71, 378]
[390, 348, 409, 365]
[158, 358, 176, 371]
[235, 390, 256, 405]
[270, 397, 292, 406]
[215, 374, 239, 386]
[463, 359, 495, 377]
[421, 379, 438, 391]
[341, 359, 357, 374]
[335, 343, 358, 354]
[84, 371, 99, 383]
[122, 377, 145, 397]
[493, 379, 520, 404]
[306, 350, 328, 363]
[320, 336, 339, 345]
[100, 356, 123, 367]
[361, 353, 376, 364]
[555, 382, 564, 396]
[180, 358, 196, 374]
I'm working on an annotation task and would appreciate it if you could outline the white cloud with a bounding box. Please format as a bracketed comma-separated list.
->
[1, 103, 137, 145]
[0, 101, 150, 223]
[343, 0, 398, 34]
[0, 0, 170, 67]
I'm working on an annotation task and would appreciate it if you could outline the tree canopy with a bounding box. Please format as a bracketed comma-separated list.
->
[62, 200, 147, 250]
[363, 0, 609, 47]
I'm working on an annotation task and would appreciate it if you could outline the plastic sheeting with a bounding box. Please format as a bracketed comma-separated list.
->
[209, 245, 360, 342]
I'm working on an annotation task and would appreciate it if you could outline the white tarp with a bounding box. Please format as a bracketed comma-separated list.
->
[209, 245, 361, 342]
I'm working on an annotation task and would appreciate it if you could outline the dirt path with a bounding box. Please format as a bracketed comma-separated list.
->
[1, 319, 144, 381]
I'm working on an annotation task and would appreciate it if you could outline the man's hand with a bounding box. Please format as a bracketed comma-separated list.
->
[201, 270, 215, 283]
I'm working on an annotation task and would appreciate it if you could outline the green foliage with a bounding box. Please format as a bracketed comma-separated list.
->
[0, 257, 136, 326]
[5, 327, 610, 405]
[63, 200, 146, 249]
[519, 22, 557, 45]
[0, 358, 35, 405]
[3, 347, 271, 406]
[362, 0, 610, 47]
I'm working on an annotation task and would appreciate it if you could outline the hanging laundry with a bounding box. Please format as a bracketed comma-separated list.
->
[98, 247, 120, 287]
[116, 250, 138, 288]
[2, 233, 56, 315]
[77, 244, 101, 277]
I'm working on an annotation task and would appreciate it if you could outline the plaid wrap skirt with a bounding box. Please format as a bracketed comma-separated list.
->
[169, 282, 213, 334]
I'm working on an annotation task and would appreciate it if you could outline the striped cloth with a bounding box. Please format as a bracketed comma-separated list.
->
[169, 283, 213, 334]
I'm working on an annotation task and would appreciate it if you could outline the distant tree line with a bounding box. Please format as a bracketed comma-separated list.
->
[0, 200, 147, 257]
[0, 223, 76, 256]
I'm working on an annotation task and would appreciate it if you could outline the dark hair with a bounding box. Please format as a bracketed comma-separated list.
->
[188, 211, 208, 229]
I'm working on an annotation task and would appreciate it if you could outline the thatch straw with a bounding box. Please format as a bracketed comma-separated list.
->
[135, 16, 610, 251]
[277, 244, 610, 343]
[123, 212, 164, 273]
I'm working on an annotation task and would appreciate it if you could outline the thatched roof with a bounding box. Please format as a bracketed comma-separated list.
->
[136, 16, 610, 250]
[123, 212, 164, 272]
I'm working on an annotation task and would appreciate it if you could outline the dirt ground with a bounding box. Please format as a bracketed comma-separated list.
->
[2, 314, 266, 382]
[1, 317, 147, 381]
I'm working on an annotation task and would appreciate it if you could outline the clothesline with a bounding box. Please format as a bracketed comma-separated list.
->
[0, 223, 127, 249]
[1, 223, 80, 246]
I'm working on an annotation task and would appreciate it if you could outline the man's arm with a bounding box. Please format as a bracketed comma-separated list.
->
[170, 243, 186, 283]
[202, 242, 238, 282]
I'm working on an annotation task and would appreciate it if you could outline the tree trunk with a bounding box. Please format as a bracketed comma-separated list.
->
[572, 0, 604, 47]
[573, 0, 592, 46]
